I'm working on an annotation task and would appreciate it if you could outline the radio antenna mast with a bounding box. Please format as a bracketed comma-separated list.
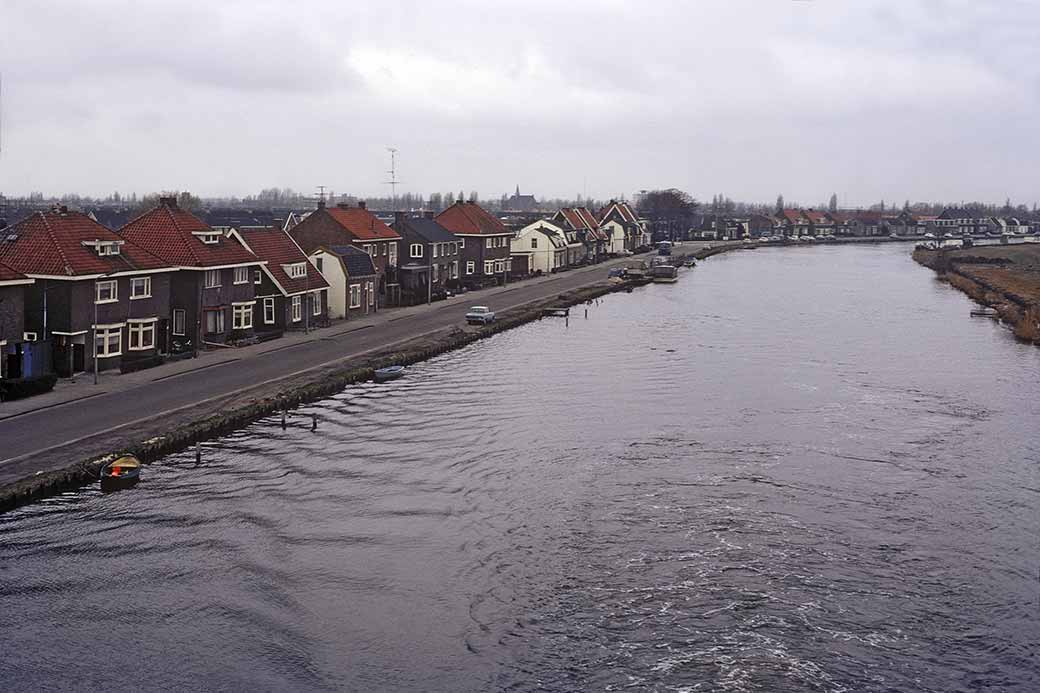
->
[384, 147, 400, 206]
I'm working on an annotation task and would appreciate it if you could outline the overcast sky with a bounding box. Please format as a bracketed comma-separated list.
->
[1, 0, 1037, 207]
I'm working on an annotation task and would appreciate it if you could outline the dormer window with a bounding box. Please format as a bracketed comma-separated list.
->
[193, 230, 223, 245]
[82, 239, 123, 257]
[285, 262, 307, 279]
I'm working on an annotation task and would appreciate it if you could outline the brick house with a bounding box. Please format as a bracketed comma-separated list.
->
[598, 200, 643, 253]
[308, 245, 379, 320]
[553, 207, 608, 262]
[231, 226, 330, 338]
[436, 200, 512, 289]
[391, 212, 461, 304]
[119, 197, 263, 353]
[288, 200, 401, 307]
[0, 207, 177, 375]
[0, 261, 34, 379]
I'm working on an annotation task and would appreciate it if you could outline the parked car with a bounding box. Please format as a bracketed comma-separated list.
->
[465, 306, 496, 325]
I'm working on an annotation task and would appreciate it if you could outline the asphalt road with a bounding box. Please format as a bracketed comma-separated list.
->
[0, 256, 654, 478]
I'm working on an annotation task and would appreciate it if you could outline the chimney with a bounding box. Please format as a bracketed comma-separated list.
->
[273, 217, 284, 230]
[159, 195, 178, 208]
[423, 210, 434, 220]
[337, 202, 351, 209]
[394, 211, 406, 226]
[358, 200, 367, 210]
[317, 198, 326, 209]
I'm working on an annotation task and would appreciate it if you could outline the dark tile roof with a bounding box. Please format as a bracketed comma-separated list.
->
[394, 216, 457, 243]
[237, 226, 329, 296]
[119, 200, 260, 268]
[0, 260, 31, 284]
[0, 209, 173, 277]
[328, 245, 377, 277]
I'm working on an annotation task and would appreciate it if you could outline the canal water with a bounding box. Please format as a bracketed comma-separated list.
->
[2, 244, 1038, 692]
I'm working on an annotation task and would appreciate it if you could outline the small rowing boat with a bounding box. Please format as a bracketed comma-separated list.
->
[373, 365, 406, 383]
[100, 455, 141, 492]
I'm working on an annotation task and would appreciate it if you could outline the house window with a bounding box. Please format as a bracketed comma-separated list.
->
[486, 237, 492, 249]
[433, 244, 439, 258]
[451, 261, 459, 279]
[367, 281, 375, 306]
[531, 237, 538, 249]
[232, 303, 253, 330]
[204, 309, 225, 334]
[263, 297, 275, 324]
[130, 276, 151, 299]
[204, 269, 221, 288]
[315, 257, 323, 272]
[382, 243, 387, 256]
[234, 267, 250, 284]
[459, 238, 465, 248]
[172, 309, 186, 336]
[94, 326, 122, 358]
[495, 259, 505, 273]
[349, 284, 362, 309]
[312, 292, 322, 316]
[388, 243, 397, 265]
[410, 244, 423, 258]
[365, 245, 374, 256]
[466, 261, 475, 275]
[286, 263, 307, 279]
[95, 279, 117, 304]
[254, 269, 263, 284]
[484, 260, 494, 275]
[128, 320, 156, 351]
[291, 295, 302, 322]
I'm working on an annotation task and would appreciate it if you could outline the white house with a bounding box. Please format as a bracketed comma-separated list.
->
[597, 200, 643, 253]
[511, 221, 569, 274]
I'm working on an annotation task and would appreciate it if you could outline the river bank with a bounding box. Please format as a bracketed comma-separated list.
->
[913, 244, 1040, 344]
[0, 243, 742, 512]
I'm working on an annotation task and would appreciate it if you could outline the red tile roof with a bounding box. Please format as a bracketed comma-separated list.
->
[803, 210, 829, 223]
[325, 205, 401, 241]
[235, 226, 329, 296]
[0, 260, 31, 284]
[0, 209, 173, 277]
[119, 201, 259, 268]
[597, 201, 640, 225]
[436, 201, 509, 236]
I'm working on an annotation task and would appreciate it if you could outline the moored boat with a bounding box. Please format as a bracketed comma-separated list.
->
[373, 365, 406, 382]
[100, 455, 141, 492]
[650, 265, 679, 283]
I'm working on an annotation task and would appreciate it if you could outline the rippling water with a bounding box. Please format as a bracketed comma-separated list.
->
[2, 244, 1038, 692]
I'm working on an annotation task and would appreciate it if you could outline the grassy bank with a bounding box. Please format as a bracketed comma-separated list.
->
[913, 244, 1040, 343]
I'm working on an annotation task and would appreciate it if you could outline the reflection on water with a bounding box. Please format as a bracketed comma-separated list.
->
[2, 244, 1038, 692]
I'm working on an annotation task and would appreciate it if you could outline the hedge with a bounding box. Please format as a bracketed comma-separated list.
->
[0, 373, 58, 401]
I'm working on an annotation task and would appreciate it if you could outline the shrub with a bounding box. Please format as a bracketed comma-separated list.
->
[0, 373, 58, 401]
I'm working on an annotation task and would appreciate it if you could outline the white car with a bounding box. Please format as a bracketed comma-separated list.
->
[465, 306, 496, 325]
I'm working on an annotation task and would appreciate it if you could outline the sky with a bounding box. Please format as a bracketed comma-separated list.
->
[1, 0, 1038, 207]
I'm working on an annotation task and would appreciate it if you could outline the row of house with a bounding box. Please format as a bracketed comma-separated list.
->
[2, 194, 640, 383]
[694, 207, 1040, 241]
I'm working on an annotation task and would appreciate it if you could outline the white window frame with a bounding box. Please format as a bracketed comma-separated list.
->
[312, 292, 322, 316]
[466, 261, 475, 275]
[285, 263, 307, 279]
[94, 325, 123, 358]
[410, 244, 423, 258]
[451, 260, 459, 279]
[531, 237, 538, 249]
[232, 302, 253, 330]
[485, 237, 493, 249]
[495, 259, 505, 273]
[204, 309, 225, 334]
[291, 295, 302, 322]
[254, 269, 263, 284]
[349, 284, 362, 309]
[484, 260, 494, 275]
[388, 242, 397, 265]
[204, 269, 221, 288]
[127, 319, 156, 351]
[459, 238, 465, 248]
[263, 297, 275, 324]
[129, 276, 151, 299]
[172, 309, 186, 336]
[367, 281, 375, 306]
[233, 267, 250, 284]
[95, 279, 118, 304]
